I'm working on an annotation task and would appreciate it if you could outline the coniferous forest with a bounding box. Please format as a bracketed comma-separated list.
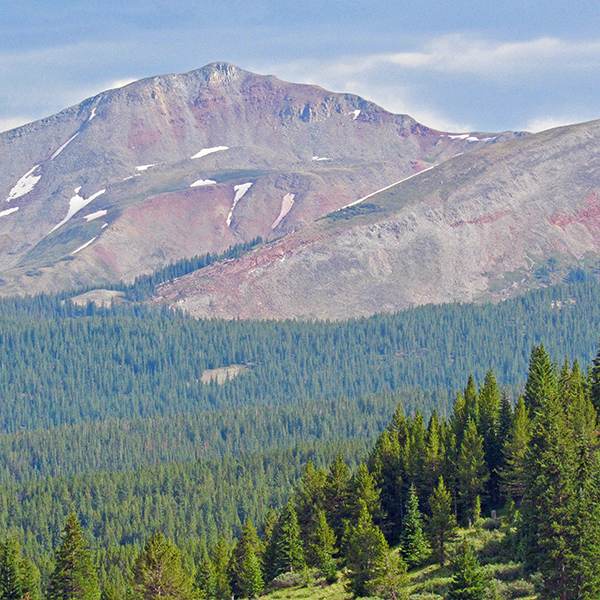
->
[0, 280, 600, 599]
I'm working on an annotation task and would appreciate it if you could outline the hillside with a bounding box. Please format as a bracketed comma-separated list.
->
[0, 63, 507, 296]
[154, 119, 600, 319]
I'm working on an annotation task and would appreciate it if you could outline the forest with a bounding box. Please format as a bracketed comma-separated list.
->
[0, 344, 598, 599]
[0, 279, 600, 598]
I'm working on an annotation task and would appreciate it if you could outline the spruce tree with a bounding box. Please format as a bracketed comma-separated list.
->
[308, 510, 337, 583]
[210, 537, 231, 600]
[266, 500, 305, 581]
[195, 548, 216, 600]
[367, 550, 408, 600]
[228, 519, 261, 598]
[239, 546, 263, 599]
[447, 540, 486, 600]
[427, 477, 457, 567]
[501, 397, 531, 504]
[323, 453, 351, 542]
[400, 484, 429, 569]
[131, 532, 194, 600]
[347, 463, 383, 524]
[523, 344, 556, 416]
[345, 501, 389, 598]
[0, 535, 26, 600]
[457, 420, 489, 524]
[46, 512, 100, 600]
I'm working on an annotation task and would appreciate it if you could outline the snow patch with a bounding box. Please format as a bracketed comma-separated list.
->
[74, 186, 82, 194]
[50, 188, 106, 233]
[101, 223, 108, 229]
[447, 133, 470, 140]
[0, 207, 19, 218]
[271, 193, 295, 230]
[72, 237, 98, 255]
[51, 133, 80, 160]
[6, 165, 41, 202]
[89, 107, 97, 121]
[312, 156, 331, 161]
[338, 165, 437, 211]
[135, 164, 155, 171]
[191, 146, 229, 159]
[226, 182, 252, 227]
[84, 210, 108, 222]
[351, 110, 361, 120]
[190, 179, 217, 188]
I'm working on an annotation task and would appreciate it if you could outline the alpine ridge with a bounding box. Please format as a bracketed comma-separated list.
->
[0, 62, 517, 296]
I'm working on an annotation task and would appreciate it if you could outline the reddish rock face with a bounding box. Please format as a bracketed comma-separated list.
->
[153, 119, 600, 321]
[0, 62, 514, 295]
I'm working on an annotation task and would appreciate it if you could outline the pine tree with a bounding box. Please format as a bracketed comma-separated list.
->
[266, 500, 305, 581]
[210, 537, 231, 600]
[195, 548, 216, 600]
[46, 512, 100, 600]
[347, 463, 383, 524]
[589, 342, 600, 420]
[239, 546, 263, 599]
[367, 550, 408, 600]
[457, 420, 489, 524]
[427, 477, 457, 567]
[523, 344, 556, 416]
[0, 535, 40, 600]
[228, 519, 261, 598]
[323, 453, 351, 542]
[131, 532, 194, 600]
[345, 501, 389, 598]
[294, 461, 327, 550]
[308, 510, 337, 583]
[400, 484, 429, 569]
[501, 397, 531, 504]
[478, 370, 502, 507]
[447, 540, 486, 600]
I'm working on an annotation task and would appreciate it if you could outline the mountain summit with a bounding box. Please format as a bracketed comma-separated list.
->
[0, 63, 514, 295]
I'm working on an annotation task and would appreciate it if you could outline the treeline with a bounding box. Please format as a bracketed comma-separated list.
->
[3, 344, 600, 599]
[1, 280, 600, 434]
[117, 237, 263, 301]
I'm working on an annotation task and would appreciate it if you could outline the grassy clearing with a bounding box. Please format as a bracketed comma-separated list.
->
[262, 520, 539, 600]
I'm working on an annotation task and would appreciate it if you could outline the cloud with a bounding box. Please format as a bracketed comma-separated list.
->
[325, 35, 600, 81]
[526, 116, 588, 133]
[0, 117, 32, 134]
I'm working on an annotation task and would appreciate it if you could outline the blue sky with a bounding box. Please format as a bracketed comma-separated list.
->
[2, 1, 600, 134]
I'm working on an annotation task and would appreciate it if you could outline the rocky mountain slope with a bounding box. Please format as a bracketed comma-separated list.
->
[154, 119, 600, 320]
[0, 62, 509, 295]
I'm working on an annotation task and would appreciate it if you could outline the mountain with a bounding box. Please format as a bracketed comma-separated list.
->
[154, 119, 600, 320]
[0, 62, 512, 296]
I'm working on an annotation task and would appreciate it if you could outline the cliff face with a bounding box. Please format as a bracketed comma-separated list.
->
[153, 119, 600, 320]
[0, 62, 507, 295]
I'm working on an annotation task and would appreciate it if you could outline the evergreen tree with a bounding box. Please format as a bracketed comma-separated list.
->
[400, 484, 429, 569]
[131, 532, 194, 600]
[457, 420, 489, 523]
[501, 397, 531, 504]
[323, 453, 351, 542]
[427, 477, 457, 567]
[210, 537, 231, 600]
[266, 500, 305, 581]
[194, 549, 216, 600]
[238, 546, 263, 599]
[367, 550, 408, 600]
[0, 535, 40, 600]
[46, 512, 100, 600]
[294, 461, 327, 549]
[589, 342, 600, 419]
[347, 463, 383, 524]
[447, 540, 486, 600]
[308, 510, 337, 583]
[523, 344, 556, 416]
[228, 520, 261, 598]
[345, 501, 389, 598]
[478, 370, 502, 507]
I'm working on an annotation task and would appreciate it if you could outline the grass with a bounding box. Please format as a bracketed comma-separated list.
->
[261, 520, 539, 600]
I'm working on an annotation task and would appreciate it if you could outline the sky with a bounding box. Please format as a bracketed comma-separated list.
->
[2, 1, 600, 134]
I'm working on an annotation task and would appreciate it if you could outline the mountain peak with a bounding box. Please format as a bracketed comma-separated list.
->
[194, 62, 246, 86]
